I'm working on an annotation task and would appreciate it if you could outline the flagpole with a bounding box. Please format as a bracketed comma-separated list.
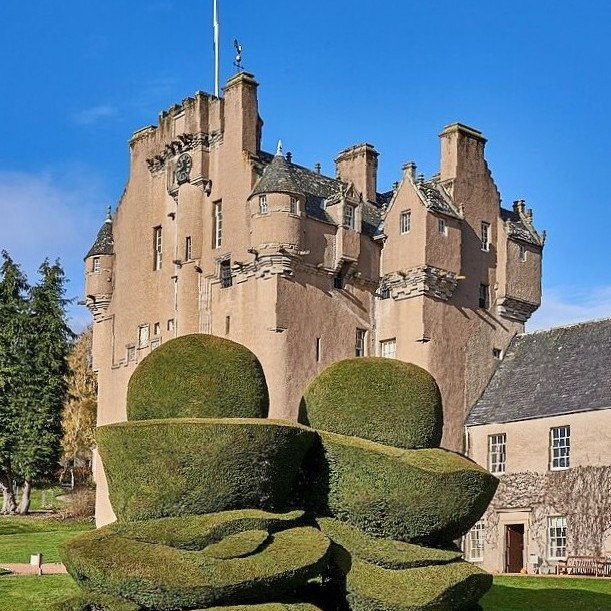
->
[213, 0, 220, 96]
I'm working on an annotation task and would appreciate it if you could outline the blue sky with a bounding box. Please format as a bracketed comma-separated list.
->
[1, 0, 610, 331]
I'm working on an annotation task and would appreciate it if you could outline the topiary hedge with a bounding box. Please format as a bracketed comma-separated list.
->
[52, 592, 140, 611]
[60, 525, 331, 610]
[203, 605, 323, 611]
[301, 358, 443, 449]
[343, 559, 492, 611]
[97, 419, 315, 521]
[203, 530, 270, 559]
[316, 518, 462, 569]
[300, 432, 498, 543]
[126, 334, 269, 421]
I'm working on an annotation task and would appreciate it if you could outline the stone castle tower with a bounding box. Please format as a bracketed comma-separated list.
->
[85, 72, 544, 524]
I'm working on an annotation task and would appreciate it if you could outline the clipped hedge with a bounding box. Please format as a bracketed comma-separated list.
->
[203, 606, 322, 611]
[204, 530, 269, 559]
[301, 432, 498, 543]
[97, 419, 315, 521]
[111, 509, 305, 550]
[316, 518, 462, 569]
[301, 358, 443, 449]
[60, 525, 331, 610]
[126, 334, 269, 420]
[52, 592, 140, 611]
[343, 559, 492, 611]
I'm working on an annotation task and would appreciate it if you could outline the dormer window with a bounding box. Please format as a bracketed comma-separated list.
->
[259, 195, 268, 214]
[344, 204, 355, 230]
[290, 197, 298, 215]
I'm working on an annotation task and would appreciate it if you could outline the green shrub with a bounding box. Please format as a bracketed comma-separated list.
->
[60, 525, 331, 610]
[203, 530, 269, 559]
[203, 604, 322, 610]
[316, 518, 462, 569]
[301, 358, 443, 449]
[300, 432, 498, 544]
[111, 509, 305, 550]
[97, 419, 315, 521]
[51, 592, 140, 611]
[343, 558, 493, 611]
[126, 334, 269, 421]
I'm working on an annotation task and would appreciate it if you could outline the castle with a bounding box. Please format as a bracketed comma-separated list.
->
[85, 71, 544, 525]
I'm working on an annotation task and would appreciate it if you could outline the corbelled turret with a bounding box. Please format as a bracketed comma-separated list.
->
[84, 208, 114, 321]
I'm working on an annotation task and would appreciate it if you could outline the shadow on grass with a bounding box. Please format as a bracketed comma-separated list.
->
[480, 584, 611, 611]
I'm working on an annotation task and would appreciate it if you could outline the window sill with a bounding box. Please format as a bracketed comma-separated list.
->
[549, 466, 570, 471]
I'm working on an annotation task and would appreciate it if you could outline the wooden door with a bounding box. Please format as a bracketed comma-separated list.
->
[505, 524, 525, 573]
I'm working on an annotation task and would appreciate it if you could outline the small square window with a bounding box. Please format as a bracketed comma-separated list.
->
[550, 426, 570, 470]
[479, 284, 489, 309]
[150, 338, 161, 351]
[379, 286, 391, 300]
[488, 433, 506, 474]
[438, 218, 447, 235]
[92, 257, 101, 273]
[380, 338, 396, 359]
[259, 195, 268, 214]
[355, 329, 366, 357]
[492, 348, 502, 359]
[400, 210, 411, 234]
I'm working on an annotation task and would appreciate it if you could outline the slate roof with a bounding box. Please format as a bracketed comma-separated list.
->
[416, 178, 461, 218]
[85, 213, 114, 259]
[253, 151, 385, 237]
[466, 319, 611, 426]
[500, 207, 543, 246]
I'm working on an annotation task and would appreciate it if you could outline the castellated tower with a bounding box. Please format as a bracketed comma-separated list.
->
[86, 73, 544, 525]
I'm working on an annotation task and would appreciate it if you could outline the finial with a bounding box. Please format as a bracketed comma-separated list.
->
[276, 140, 283, 156]
[105, 206, 112, 222]
[286, 152, 293, 163]
[314, 163, 321, 174]
[233, 39, 244, 73]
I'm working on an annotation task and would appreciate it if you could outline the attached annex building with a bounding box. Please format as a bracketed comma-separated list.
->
[464, 319, 611, 574]
[85, 72, 544, 525]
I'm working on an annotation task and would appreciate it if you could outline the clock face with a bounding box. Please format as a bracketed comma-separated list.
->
[176, 153, 193, 185]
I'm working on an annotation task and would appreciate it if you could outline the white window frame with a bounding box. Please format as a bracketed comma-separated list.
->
[290, 196, 298, 215]
[137, 324, 149, 348]
[488, 433, 506, 474]
[438, 218, 447, 235]
[400, 210, 411, 234]
[548, 516, 567, 560]
[344, 204, 355, 230]
[259, 194, 268, 214]
[550, 426, 570, 470]
[92, 257, 101, 273]
[167, 319, 175, 332]
[481, 222, 490, 252]
[467, 520, 485, 562]
[150, 338, 161, 351]
[153, 226, 163, 270]
[355, 329, 366, 357]
[380, 338, 396, 359]
[153, 322, 161, 336]
[213, 201, 223, 249]
[126, 345, 136, 363]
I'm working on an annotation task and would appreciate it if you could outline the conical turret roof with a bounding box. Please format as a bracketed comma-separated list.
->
[250, 151, 304, 199]
[85, 208, 114, 259]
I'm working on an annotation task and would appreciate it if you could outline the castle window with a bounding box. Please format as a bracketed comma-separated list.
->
[225, 315, 231, 335]
[488, 433, 506, 474]
[548, 516, 567, 560]
[492, 347, 502, 359]
[153, 226, 163, 270]
[333, 274, 344, 290]
[150, 338, 161, 351]
[479, 284, 489, 309]
[344, 204, 355, 230]
[550, 426, 570, 470]
[126, 345, 136, 363]
[379, 286, 391, 300]
[438, 218, 447, 235]
[519, 244, 527, 262]
[185, 236, 192, 261]
[400, 210, 411, 234]
[466, 520, 485, 562]
[213, 201, 223, 248]
[167, 319, 175, 332]
[315, 337, 322, 362]
[220, 259, 233, 288]
[481, 222, 490, 252]
[137, 324, 149, 348]
[380, 338, 396, 359]
[259, 195, 268, 214]
[153, 322, 161, 336]
[290, 197, 298, 215]
[92, 257, 101, 273]
[355, 329, 366, 357]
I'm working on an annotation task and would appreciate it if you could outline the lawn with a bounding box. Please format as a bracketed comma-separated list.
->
[481, 575, 611, 610]
[0, 574, 79, 611]
[0, 516, 92, 564]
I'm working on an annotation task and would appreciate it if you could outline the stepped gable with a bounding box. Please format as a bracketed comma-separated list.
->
[467, 318, 611, 425]
[85, 211, 114, 259]
[416, 177, 461, 218]
[500, 207, 545, 246]
[255, 151, 385, 237]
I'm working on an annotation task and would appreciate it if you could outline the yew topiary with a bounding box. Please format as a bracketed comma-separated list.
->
[301, 358, 443, 449]
[126, 334, 269, 421]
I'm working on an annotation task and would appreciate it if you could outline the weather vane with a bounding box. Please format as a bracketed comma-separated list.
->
[233, 39, 244, 72]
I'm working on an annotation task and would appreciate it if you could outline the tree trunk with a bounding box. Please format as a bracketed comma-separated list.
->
[0, 472, 17, 514]
[17, 480, 32, 514]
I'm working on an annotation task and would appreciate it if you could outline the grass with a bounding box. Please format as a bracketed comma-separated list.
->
[0, 516, 93, 564]
[0, 574, 79, 611]
[480, 575, 611, 610]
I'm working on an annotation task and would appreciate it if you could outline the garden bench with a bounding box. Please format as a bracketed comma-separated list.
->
[556, 556, 611, 577]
